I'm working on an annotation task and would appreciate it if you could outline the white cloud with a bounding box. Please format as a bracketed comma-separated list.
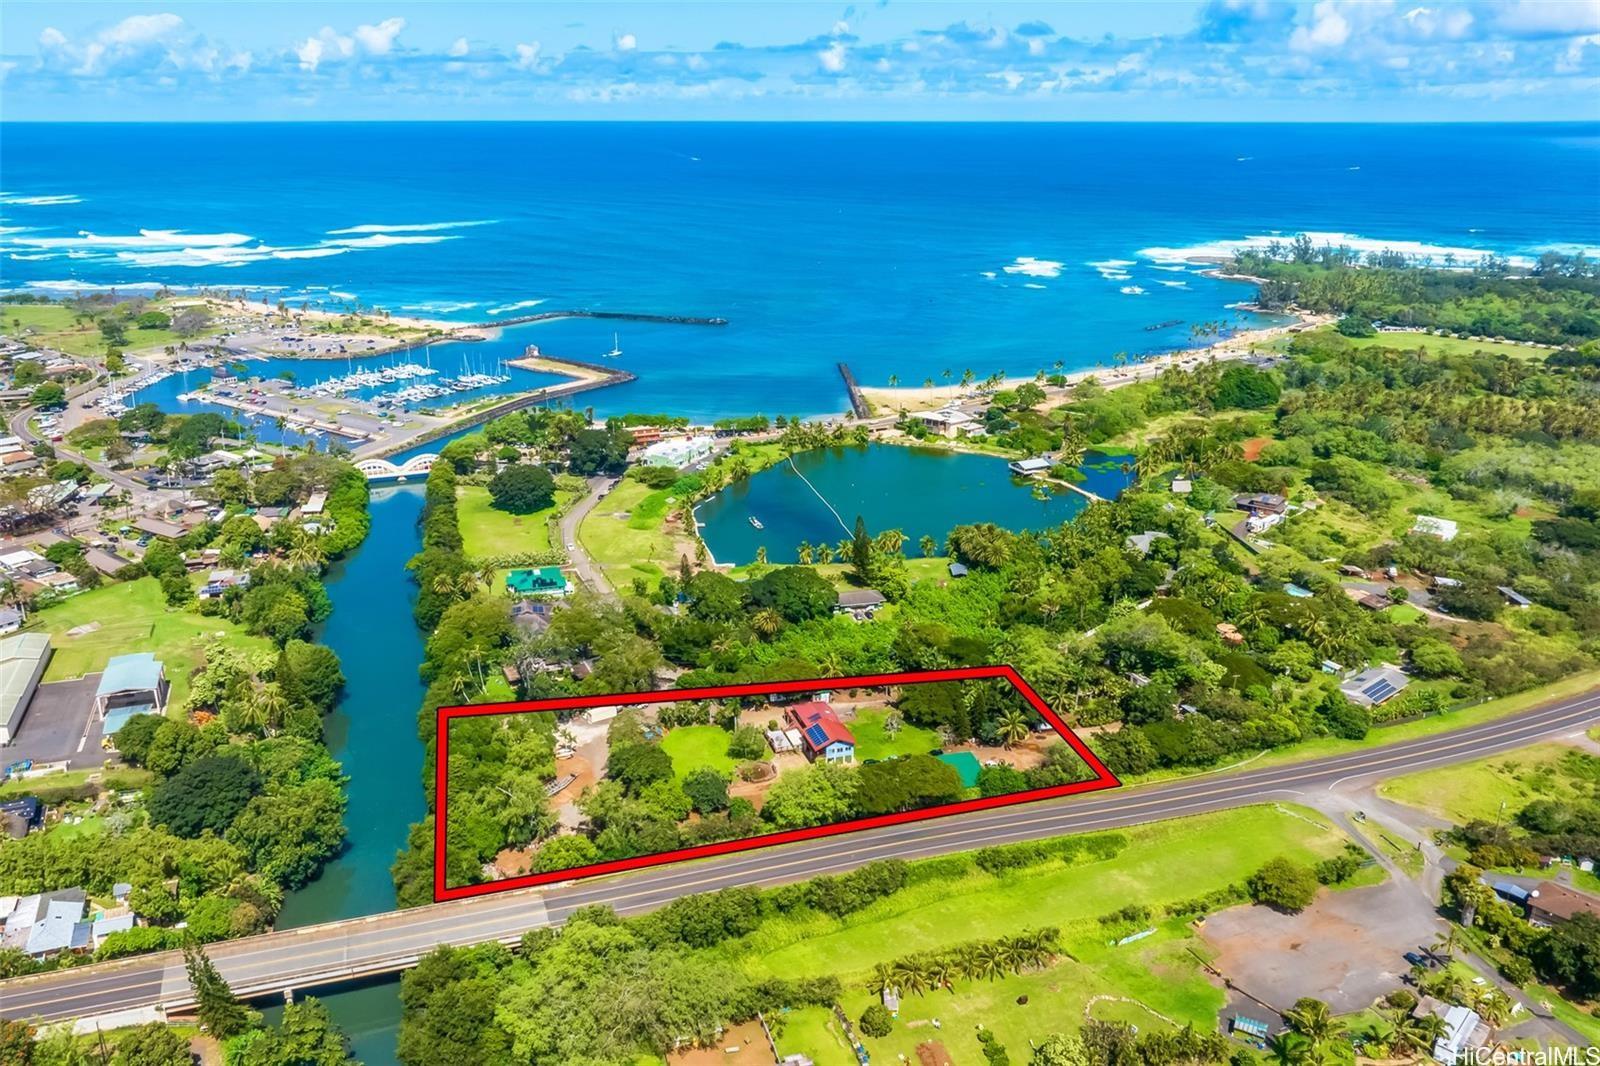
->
[448, 36, 470, 58]
[353, 18, 405, 56]
[614, 32, 637, 52]
[296, 28, 353, 71]
[819, 41, 847, 72]
[38, 27, 68, 49]
[101, 13, 185, 47]
[833, 20, 851, 36]
[515, 42, 542, 69]
[1290, 2, 1354, 50]
[1495, 0, 1600, 38]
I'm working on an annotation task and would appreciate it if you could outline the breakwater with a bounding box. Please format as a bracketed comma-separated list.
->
[469, 309, 730, 329]
[837, 363, 869, 419]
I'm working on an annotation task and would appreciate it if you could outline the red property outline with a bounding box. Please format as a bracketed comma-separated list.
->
[433, 664, 1121, 901]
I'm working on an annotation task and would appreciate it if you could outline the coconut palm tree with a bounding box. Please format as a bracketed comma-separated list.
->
[753, 545, 767, 567]
[865, 963, 896, 998]
[887, 374, 899, 388]
[995, 708, 1031, 749]
[816, 544, 834, 565]
[918, 534, 937, 558]
[972, 941, 1005, 981]
[287, 531, 326, 571]
[1431, 925, 1465, 961]
[1265, 1032, 1311, 1066]
[1284, 998, 1339, 1047]
[751, 608, 783, 640]
[796, 541, 814, 565]
[875, 529, 906, 556]
[251, 682, 289, 734]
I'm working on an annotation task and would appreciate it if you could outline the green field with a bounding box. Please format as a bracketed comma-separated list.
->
[660, 724, 738, 778]
[1378, 741, 1599, 825]
[28, 579, 273, 709]
[456, 484, 567, 559]
[849, 708, 942, 762]
[1336, 328, 1552, 361]
[1380, 603, 1426, 625]
[771, 1007, 856, 1066]
[578, 478, 686, 590]
[731, 804, 1372, 1063]
[1, 300, 220, 358]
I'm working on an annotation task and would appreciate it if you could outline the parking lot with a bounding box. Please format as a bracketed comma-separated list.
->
[1199, 879, 1442, 1014]
[3, 676, 108, 769]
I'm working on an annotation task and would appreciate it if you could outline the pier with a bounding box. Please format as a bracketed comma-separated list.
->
[837, 362, 869, 419]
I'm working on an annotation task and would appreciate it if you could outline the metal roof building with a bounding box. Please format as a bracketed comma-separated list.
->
[94, 652, 167, 732]
[0, 633, 52, 746]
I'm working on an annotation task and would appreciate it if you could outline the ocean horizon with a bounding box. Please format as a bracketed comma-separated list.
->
[4, 121, 1598, 419]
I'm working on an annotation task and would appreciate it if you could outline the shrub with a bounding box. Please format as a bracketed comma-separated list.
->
[858, 1004, 893, 1038]
[1247, 856, 1319, 913]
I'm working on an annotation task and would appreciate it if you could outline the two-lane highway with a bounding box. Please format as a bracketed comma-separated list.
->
[5, 686, 1597, 1024]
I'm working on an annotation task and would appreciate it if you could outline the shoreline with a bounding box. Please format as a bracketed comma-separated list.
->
[858, 302, 1326, 415]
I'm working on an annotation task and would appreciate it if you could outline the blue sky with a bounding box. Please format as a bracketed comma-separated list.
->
[3, 1, 1599, 121]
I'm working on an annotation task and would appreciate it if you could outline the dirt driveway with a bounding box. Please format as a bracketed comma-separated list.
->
[1199, 880, 1444, 1014]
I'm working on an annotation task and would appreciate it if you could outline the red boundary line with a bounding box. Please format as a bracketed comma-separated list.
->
[433, 664, 1121, 901]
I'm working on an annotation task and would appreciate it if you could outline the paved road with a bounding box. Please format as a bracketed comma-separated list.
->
[559, 475, 619, 597]
[4, 686, 1597, 1025]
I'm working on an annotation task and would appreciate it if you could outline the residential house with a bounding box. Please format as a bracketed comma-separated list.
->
[639, 435, 717, 468]
[1124, 531, 1170, 557]
[1497, 586, 1532, 608]
[947, 562, 969, 578]
[1170, 478, 1193, 495]
[0, 888, 90, 959]
[835, 588, 886, 620]
[785, 701, 856, 763]
[95, 653, 167, 745]
[505, 567, 570, 598]
[1233, 493, 1288, 516]
[912, 408, 977, 438]
[1339, 665, 1410, 708]
[1412, 515, 1459, 542]
[0, 606, 22, 635]
[302, 491, 328, 517]
[1414, 997, 1490, 1064]
[132, 516, 186, 541]
[1527, 882, 1600, 928]
[198, 569, 249, 600]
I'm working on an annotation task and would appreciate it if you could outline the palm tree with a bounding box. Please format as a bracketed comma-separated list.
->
[251, 682, 289, 733]
[816, 544, 834, 565]
[796, 541, 814, 566]
[887, 374, 899, 388]
[287, 531, 326, 571]
[995, 709, 1031, 749]
[875, 529, 905, 556]
[918, 534, 937, 558]
[927, 954, 957, 993]
[865, 963, 896, 998]
[751, 608, 783, 640]
[1431, 925, 1465, 961]
[1470, 988, 1512, 1028]
[1265, 1032, 1311, 1066]
[754, 545, 767, 566]
[972, 941, 1005, 981]
[1283, 998, 1339, 1047]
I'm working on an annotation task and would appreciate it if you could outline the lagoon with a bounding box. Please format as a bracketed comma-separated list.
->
[696, 444, 1134, 565]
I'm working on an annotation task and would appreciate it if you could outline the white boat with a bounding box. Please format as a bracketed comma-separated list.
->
[603, 333, 622, 358]
[748, 516, 763, 530]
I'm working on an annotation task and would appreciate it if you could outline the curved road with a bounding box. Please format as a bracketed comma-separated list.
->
[4, 686, 1597, 1025]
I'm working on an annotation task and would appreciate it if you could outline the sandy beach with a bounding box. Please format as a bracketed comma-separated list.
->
[857, 307, 1329, 415]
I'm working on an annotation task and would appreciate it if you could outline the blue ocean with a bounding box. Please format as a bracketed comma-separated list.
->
[3, 123, 1598, 421]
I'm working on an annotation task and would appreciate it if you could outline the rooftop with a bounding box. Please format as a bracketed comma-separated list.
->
[96, 653, 164, 699]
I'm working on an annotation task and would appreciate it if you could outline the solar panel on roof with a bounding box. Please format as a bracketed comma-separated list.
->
[805, 724, 829, 747]
[1362, 679, 1396, 703]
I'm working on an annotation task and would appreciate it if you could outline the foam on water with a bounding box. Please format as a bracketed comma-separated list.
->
[1002, 256, 1063, 278]
[1120, 285, 1147, 295]
[487, 299, 547, 315]
[325, 220, 498, 235]
[0, 193, 81, 206]
[1088, 258, 1135, 281]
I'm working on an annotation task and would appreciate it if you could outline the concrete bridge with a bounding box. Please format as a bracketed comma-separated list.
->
[355, 454, 437, 483]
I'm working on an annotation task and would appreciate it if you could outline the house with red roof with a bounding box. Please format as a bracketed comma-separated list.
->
[785, 701, 856, 764]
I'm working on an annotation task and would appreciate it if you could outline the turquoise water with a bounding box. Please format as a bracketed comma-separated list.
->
[276, 485, 427, 929]
[697, 444, 1134, 565]
[8, 123, 1597, 421]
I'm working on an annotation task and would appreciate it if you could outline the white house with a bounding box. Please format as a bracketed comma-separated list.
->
[640, 435, 717, 468]
[1412, 515, 1459, 541]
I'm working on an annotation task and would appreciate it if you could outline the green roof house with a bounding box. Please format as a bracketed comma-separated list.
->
[505, 567, 570, 597]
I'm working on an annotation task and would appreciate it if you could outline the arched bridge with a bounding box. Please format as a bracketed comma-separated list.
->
[356, 454, 437, 483]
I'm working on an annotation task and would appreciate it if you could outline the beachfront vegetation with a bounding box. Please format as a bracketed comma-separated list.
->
[1, 292, 223, 359]
[1234, 242, 1600, 347]
[395, 805, 1371, 1066]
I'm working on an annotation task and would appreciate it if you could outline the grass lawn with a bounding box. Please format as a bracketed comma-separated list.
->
[1, 300, 219, 358]
[456, 484, 569, 559]
[660, 725, 738, 779]
[732, 804, 1365, 981]
[578, 478, 686, 590]
[771, 1007, 856, 1066]
[1381, 603, 1426, 625]
[27, 579, 273, 709]
[849, 708, 941, 762]
[1378, 741, 1598, 825]
[842, 925, 1223, 1066]
[1336, 328, 1551, 361]
[733, 804, 1369, 1064]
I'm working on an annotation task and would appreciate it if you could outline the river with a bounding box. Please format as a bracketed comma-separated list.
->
[269, 485, 428, 1062]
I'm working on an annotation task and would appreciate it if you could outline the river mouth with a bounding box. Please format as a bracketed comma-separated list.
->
[696, 444, 1134, 565]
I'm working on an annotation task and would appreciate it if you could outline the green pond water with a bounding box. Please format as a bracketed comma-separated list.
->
[696, 443, 1134, 564]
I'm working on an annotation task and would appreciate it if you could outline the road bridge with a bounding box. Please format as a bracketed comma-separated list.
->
[4, 686, 1596, 1025]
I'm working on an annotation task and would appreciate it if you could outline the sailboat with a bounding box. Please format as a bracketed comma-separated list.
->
[603, 332, 622, 358]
